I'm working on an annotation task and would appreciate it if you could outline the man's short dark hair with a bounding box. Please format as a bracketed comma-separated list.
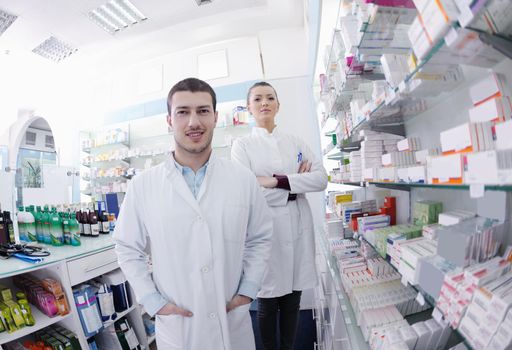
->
[167, 78, 217, 115]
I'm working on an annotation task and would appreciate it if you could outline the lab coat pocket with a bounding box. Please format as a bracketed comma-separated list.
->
[227, 303, 254, 350]
[155, 314, 184, 349]
[223, 204, 249, 243]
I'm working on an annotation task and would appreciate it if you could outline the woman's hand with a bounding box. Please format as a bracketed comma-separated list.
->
[298, 160, 312, 173]
[257, 176, 278, 188]
[157, 303, 193, 317]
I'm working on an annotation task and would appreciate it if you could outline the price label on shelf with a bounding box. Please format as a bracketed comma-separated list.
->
[415, 292, 426, 306]
[470, 184, 485, 198]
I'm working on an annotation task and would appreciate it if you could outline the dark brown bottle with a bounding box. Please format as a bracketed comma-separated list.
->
[100, 211, 110, 234]
[3, 212, 14, 243]
[76, 209, 84, 235]
[89, 209, 100, 237]
[0, 212, 8, 244]
[82, 209, 91, 237]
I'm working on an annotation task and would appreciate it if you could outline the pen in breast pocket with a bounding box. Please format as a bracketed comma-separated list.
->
[297, 152, 302, 163]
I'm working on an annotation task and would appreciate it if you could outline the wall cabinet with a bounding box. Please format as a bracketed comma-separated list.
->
[0, 235, 155, 350]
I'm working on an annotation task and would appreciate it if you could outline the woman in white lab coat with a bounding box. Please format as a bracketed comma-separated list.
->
[231, 82, 328, 350]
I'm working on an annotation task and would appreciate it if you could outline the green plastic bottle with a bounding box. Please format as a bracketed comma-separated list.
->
[50, 207, 63, 246]
[69, 213, 81, 246]
[17, 207, 27, 242]
[62, 212, 71, 245]
[25, 206, 36, 242]
[34, 206, 43, 243]
[42, 206, 51, 245]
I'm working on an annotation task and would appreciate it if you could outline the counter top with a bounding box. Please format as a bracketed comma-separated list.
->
[0, 234, 115, 278]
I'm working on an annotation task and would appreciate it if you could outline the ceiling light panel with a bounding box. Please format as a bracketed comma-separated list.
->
[0, 8, 17, 36]
[195, 0, 213, 6]
[88, 0, 147, 35]
[32, 36, 77, 63]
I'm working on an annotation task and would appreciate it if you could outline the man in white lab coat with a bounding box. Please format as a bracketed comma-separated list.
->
[114, 78, 273, 350]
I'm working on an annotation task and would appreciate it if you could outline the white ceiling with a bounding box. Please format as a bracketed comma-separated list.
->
[0, 0, 305, 70]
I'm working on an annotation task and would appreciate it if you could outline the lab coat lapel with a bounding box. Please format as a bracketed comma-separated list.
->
[165, 158, 202, 215]
[196, 153, 216, 203]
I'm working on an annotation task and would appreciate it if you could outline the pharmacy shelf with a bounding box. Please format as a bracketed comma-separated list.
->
[317, 232, 369, 350]
[0, 306, 71, 345]
[91, 159, 130, 168]
[102, 304, 137, 328]
[88, 141, 130, 150]
[328, 180, 512, 192]
[358, 236, 473, 349]
[334, 25, 511, 143]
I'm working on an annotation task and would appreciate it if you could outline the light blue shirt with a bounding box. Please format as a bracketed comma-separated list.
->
[173, 158, 209, 198]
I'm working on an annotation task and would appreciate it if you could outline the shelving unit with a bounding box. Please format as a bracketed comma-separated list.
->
[0, 304, 71, 345]
[0, 236, 153, 350]
[316, 1, 512, 349]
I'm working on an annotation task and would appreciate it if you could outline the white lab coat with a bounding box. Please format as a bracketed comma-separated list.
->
[114, 154, 273, 350]
[231, 126, 328, 298]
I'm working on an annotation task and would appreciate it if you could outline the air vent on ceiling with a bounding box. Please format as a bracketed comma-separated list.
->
[0, 8, 17, 36]
[32, 36, 77, 63]
[195, 0, 213, 6]
[88, 0, 147, 35]
[25, 131, 36, 146]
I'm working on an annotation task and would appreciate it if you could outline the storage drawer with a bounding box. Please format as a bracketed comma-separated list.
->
[67, 248, 119, 286]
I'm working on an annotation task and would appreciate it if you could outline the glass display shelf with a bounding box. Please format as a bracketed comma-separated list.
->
[0, 235, 115, 279]
[317, 230, 369, 350]
[358, 236, 471, 349]
[86, 141, 130, 151]
[333, 22, 512, 143]
[328, 180, 512, 192]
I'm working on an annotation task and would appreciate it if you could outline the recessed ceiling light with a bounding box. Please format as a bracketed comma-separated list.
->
[0, 8, 17, 36]
[88, 0, 147, 35]
[32, 36, 77, 63]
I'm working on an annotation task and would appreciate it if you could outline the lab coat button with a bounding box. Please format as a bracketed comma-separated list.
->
[197, 216, 202, 222]
[209, 312, 216, 319]
[201, 266, 209, 273]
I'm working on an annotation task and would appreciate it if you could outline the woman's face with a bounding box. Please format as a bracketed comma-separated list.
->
[247, 85, 280, 125]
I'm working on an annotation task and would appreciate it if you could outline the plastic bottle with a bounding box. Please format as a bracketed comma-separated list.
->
[108, 213, 116, 233]
[62, 212, 71, 245]
[34, 206, 44, 243]
[50, 207, 64, 246]
[69, 213, 81, 246]
[25, 206, 36, 242]
[17, 207, 27, 242]
[42, 206, 51, 244]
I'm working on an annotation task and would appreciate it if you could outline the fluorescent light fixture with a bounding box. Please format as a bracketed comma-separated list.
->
[88, 0, 147, 35]
[195, 0, 213, 5]
[0, 8, 17, 36]
[32, 36, 77, 63]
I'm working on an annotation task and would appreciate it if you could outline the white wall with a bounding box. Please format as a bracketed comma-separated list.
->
[259, 27, 309, 79]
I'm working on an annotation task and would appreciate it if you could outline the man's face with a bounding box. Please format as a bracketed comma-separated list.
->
[167, 91, 218, 156]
